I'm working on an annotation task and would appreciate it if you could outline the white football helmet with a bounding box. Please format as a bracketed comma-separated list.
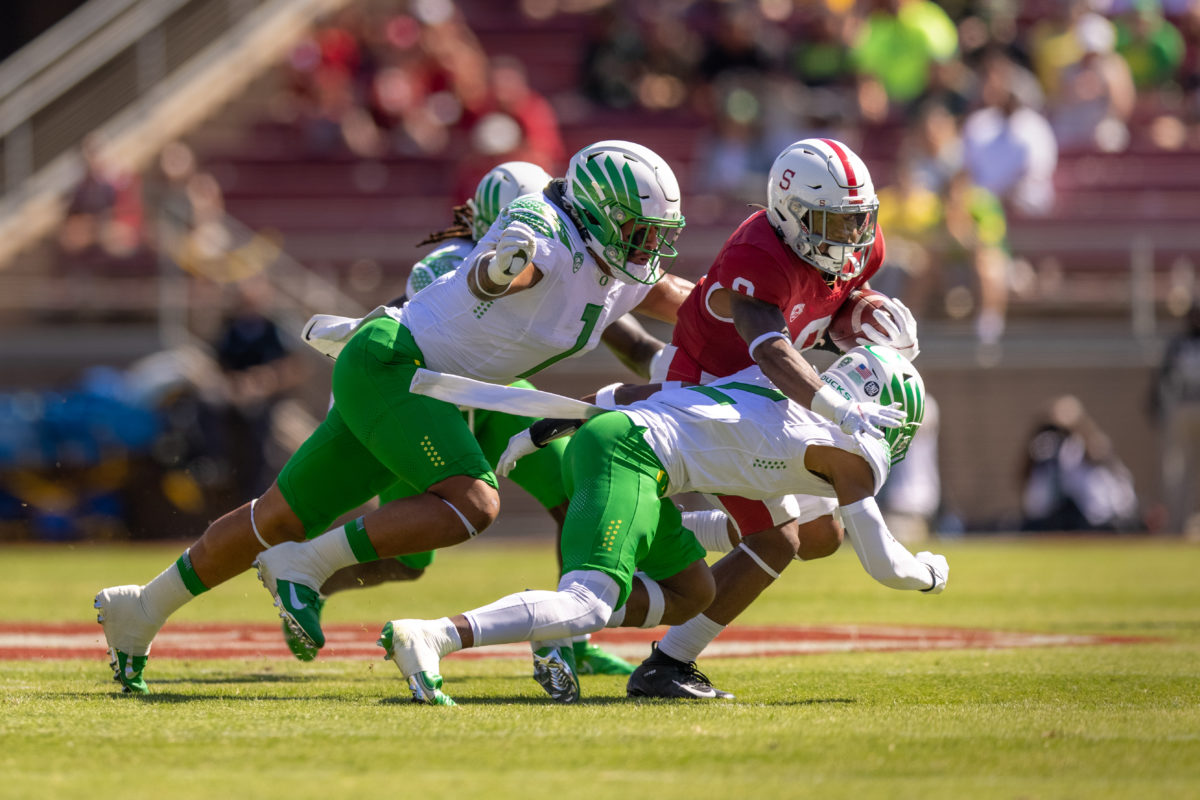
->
[767, 138, 879, 279]
[819, 344, 925, 464]
[564, 140, 685, 285]
[468, 161, 552, 241]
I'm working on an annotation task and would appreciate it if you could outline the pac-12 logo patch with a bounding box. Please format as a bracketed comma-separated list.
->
[864, 380, 880, 396]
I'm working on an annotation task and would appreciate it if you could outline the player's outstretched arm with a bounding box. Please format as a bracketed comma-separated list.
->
[805, 445, 948, 593]
[731, 293, 902, 439]
[731, 292, 823, 398]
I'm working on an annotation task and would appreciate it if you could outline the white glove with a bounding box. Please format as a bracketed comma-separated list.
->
[301, 305, 393, 360]
[301, 314, 360, 359]
[914, 551, 948, 594]
[860, 296, 920, 360]
[812, 385, 906, 439]
[487, 221, 537, 286]
[496, 429, 538, 477]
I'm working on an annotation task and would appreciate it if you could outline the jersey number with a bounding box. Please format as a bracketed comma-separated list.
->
[517, 303, 603, 379]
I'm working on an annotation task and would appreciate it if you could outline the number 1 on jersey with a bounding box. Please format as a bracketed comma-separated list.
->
[517, 303, 603, 379]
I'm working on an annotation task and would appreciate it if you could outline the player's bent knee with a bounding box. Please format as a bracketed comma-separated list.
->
[659, 561, 716, 625]
[255, 484, 308, 543]
[430, 475, 501, 536]
[743, 523, 802, 562]
[796, 515, 843, 561]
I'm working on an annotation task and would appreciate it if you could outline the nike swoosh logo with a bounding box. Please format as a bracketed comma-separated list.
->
[288, 582, 308, 610]
[673, 681, 717, 698]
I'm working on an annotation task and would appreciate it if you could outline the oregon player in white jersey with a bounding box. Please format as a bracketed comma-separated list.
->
[377, 345, 947, 705]
[400, 197, 663, 382]
[277, 162, 561, 656]
[93, 140, 693, 694]
[291, 161, 660, 676]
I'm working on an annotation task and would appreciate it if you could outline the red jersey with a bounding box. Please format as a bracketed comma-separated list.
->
[668, 210, 886, 381]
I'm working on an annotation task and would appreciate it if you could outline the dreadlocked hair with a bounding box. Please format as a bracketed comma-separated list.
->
[417, 203, 475, 247]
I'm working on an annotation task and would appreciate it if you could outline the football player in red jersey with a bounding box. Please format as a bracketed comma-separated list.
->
[627, 138, 922, 699]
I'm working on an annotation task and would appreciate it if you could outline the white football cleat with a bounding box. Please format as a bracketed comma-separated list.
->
[378, 619, 456, 706]
[94, 585, 161, 694]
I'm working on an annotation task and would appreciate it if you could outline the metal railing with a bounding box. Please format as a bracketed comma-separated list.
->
[0, 0, 352, 269]
[0, 0, 267, 194]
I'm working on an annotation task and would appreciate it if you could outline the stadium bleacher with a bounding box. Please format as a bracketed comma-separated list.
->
[3, 0, 1198, 534]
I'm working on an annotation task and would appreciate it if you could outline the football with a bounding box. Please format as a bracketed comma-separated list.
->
[826, 289, 894, 353]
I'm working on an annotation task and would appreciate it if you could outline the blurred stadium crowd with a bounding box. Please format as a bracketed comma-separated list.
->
[5, 0, 1200, 541]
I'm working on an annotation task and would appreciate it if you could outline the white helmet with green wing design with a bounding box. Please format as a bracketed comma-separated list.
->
[468, 161, 552, 242]
[564, 140, 685, 285]
[819, 344, 925, 464]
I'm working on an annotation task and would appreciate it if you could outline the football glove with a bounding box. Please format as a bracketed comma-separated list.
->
[860, 296, 920, 360]
[812, 385, 906, 440]
[496, 430, 538, 478]
[487, 221, 537, 286]
[914, 551, 949, 594]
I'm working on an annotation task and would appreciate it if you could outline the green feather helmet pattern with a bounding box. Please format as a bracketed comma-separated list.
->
[468, 161, 552, 242]
[564, 140, 685, 285]
[819, 344, 925, 464]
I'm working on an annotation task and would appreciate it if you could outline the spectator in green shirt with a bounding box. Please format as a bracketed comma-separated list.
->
[851, 0, 958, 110]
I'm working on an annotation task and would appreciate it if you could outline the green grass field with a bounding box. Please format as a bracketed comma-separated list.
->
[2, 537, 1198, 799]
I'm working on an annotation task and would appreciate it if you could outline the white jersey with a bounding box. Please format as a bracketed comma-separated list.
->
[620, 366, 891, 500]
[396, 194, 652, 384]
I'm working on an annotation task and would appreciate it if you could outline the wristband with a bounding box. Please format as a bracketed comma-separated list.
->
[747, 330, 788, 360]
[811, 384, 846, 421]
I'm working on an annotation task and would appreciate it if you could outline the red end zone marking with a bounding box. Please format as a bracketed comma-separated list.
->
[0, 622, 1152, 661]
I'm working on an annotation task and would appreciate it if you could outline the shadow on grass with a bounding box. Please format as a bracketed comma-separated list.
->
[376, 694, 858, 707]
[95, 692, 380, 703]
[377, 694, 650, 707]
[136, 673, 331, 685]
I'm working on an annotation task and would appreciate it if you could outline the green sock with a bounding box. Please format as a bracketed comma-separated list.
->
[175, 550, 210, 596]
[344, 517, 380, 563]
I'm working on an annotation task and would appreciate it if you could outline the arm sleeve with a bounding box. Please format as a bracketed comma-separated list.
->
[840, 496, 936, 591]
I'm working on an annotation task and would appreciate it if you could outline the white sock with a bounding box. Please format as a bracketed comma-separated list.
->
[657, 613, 726, 663]
[140, 562, 195, 625]
[295, 527, 359, 587]
[682, 509, 734, 552]
[428, 617, 463, 656]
